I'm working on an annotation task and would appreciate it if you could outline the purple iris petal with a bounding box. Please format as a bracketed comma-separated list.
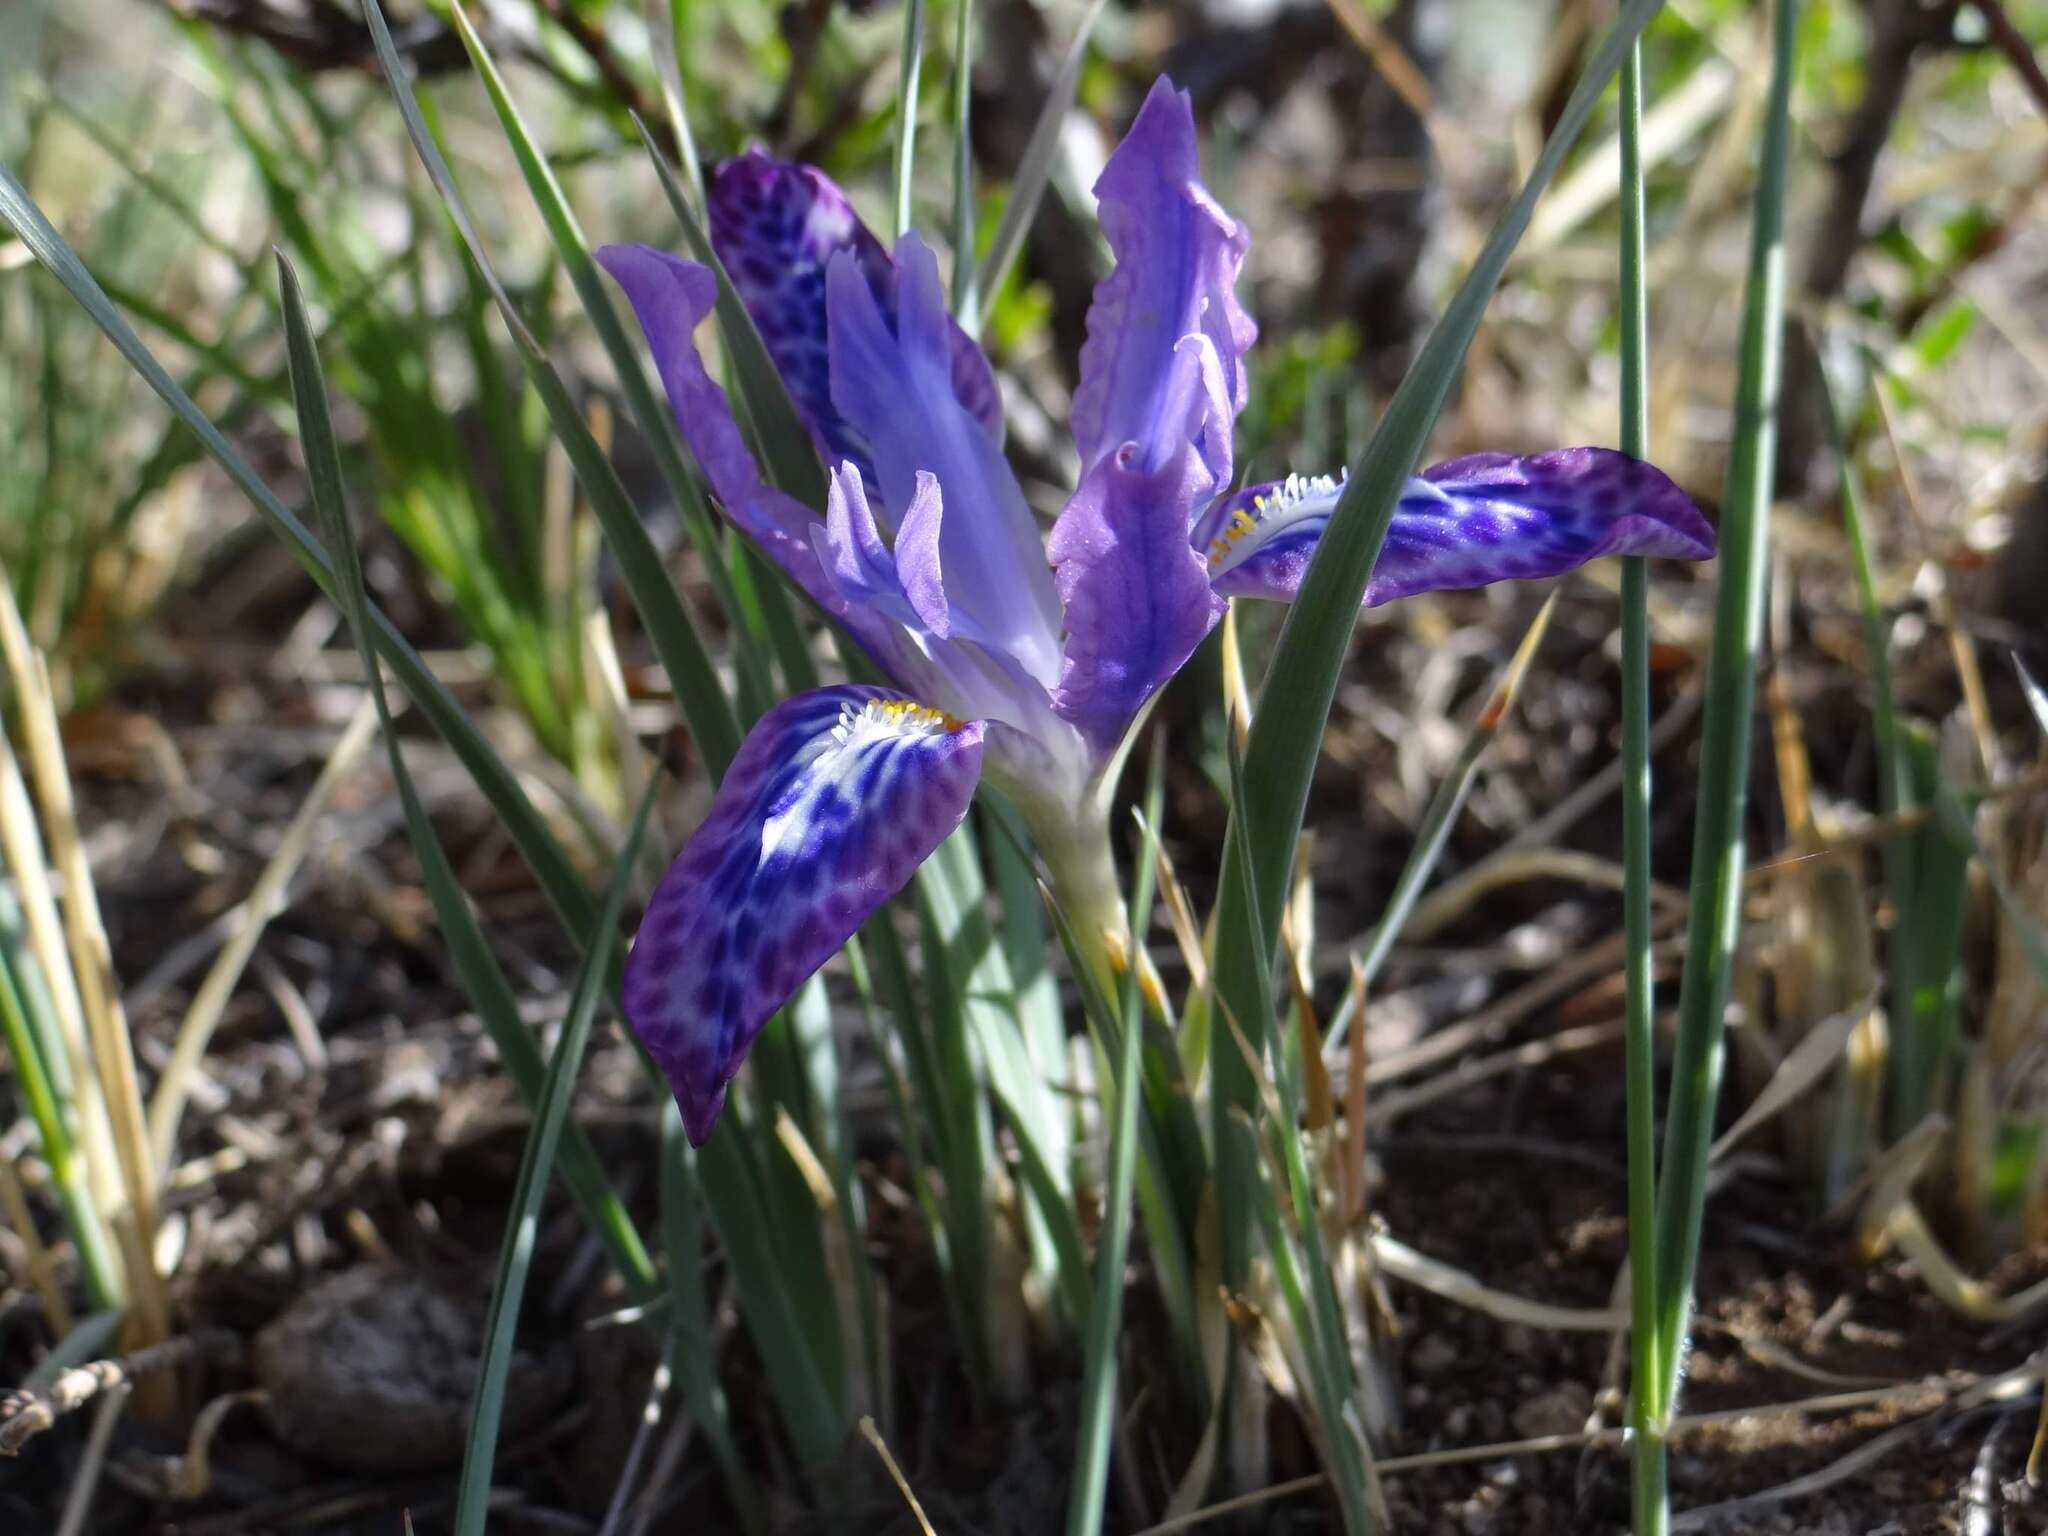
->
[1072, 76, 1256, 486]
[597, 244, 817, 559]
[599, 244, 937, 691]
[891, 469, 952, 639]
[708, 150, 1002, 479]
[623, 685, 986, 1144]
[1049, 339, 1229, 750]
[826, 234, 1063, 683]
[810, 461, 920, 630]
[1206, 448, 1716, 606]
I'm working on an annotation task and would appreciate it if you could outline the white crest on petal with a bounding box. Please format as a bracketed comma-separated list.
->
[1204, 469, 1347, 575]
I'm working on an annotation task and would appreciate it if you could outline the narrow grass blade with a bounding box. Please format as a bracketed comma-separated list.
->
[983, 803, 1080, 1297]
[658, 1108, 761, 1530]
[1650, 0, 1798, 1427]
[1616, 39, 1668, 1536]
[452, 781, 661, 1536]
[278, 252, 658, 1302]
[0, 897, 119, 1310]
[908, 834, 1001, 1389]
[1067, 746, 1165, 1536]
[360, 0, 742, 779]
[0, 570, 164, 1346]
[893, 0, 928, 242]
[739, 997, 860, 1409]
[1816, 347, 1921, 1144]
[1219, 735, 1379, 1535]
[2016, 658, 2048, 738]
[439, 5, 744, 635]
[1207, 0, 1667, 1282]
[694, 1123, 849, 1466]
[0, 713, 123, 1235]
[977, 0, 1111, 321]
[650, 0, 708, 208]
[1892, 726, 1969, 1127]
[948, 0, 978, 323]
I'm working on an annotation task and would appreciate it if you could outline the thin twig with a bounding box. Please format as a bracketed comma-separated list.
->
[0, 1157, 71, 1335]
[145, 694, 379, 1174]
[859, 1416, 938, 1536]
[1967, 0, 2048, 118]
[0, 1330, 235, 1455]
[54, 1384, 128, 1536]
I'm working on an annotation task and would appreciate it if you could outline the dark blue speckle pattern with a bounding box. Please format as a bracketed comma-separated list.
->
[707, 151, 1003, 488]
[621, 686, 984, 1144]
[1206, 448, 1714, 607]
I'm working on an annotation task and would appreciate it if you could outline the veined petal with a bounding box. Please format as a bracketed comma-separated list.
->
[623, 686, 986, 1144]
[891, 469, 952, 639]
[601, 246, 939, 692]
[598, 243, 816, 563]
[1205, 448, 1716, 606]
[1072, 76, 1255, 486]
[811, 460, 920, 630]
[809, 463, 1062, 741]
[1050, 340, 1227, 751]
[827, 234, 1063, 684]
[708, 150, 1002, 477]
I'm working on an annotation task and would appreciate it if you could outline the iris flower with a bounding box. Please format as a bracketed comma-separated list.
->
[599, 77, 1714, 1144]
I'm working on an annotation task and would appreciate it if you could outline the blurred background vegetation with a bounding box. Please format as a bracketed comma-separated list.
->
[3, 0, 2048, 1530]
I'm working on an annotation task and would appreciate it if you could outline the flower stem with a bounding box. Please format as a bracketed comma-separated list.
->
[1032, 800, 1130, 1003]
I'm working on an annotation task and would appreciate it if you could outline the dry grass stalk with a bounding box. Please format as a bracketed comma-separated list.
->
[53, 1383, 127, 1536]
[0, 1154, 71, 1334]
[0, 730, 122, 1230]
[771, 1106, 875, 1423]
[0, 570, 163, 1343]
[858, 1415, 938, 1536]
[1982, 782, 2048, 1251]
[144, 694, 380, 1174]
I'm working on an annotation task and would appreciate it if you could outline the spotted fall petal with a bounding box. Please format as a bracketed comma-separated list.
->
[1205, 448, 1716, 607]
[708, 149, 1002, 482]
[1050, 337, 1229, 749]
[1072, 76, 1255, 485]
[826, 234, 1063, 683]
[623, 686, 986, 1144]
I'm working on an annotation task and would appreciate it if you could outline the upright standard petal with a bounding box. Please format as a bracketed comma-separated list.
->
[1049, 338, 1228, 751]
[1071, 76, 1256, 485]
[826, 234, 1063, 684]
[623, 686, 985, 1143]
[708, 150, 1003, 477]
[1205, 448, 1716, 606]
